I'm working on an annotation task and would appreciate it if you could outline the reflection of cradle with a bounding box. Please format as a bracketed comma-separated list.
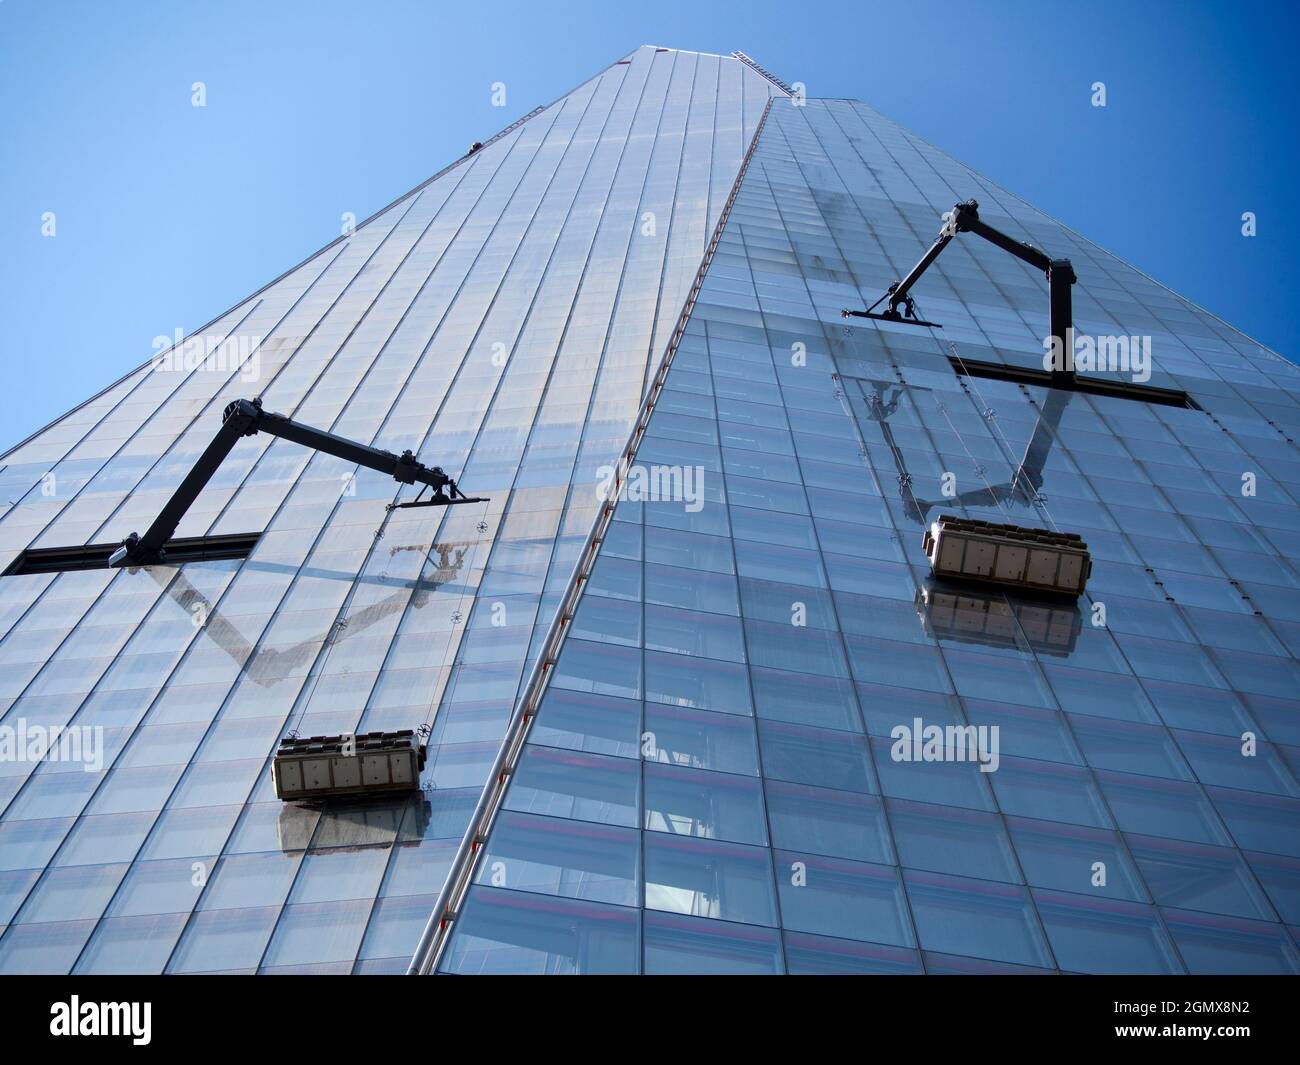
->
[915, 583, 1080, 657]
[150, 543, 470, 688]
[275, 793, 432, 852]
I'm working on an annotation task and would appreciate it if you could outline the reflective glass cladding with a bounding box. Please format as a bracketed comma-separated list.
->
[441, 87, 1300, 974]
[0, 47, 777, 974]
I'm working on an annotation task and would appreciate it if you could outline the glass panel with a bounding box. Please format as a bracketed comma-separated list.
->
[107, 856, 211, 918]
[13, 863, 127, 924]
[477, 810, 639, 907]
[440, 886, 638, 975]
[1161, 908, 1300, 974]
[765, 780, 893, 864]
[1007, 817, 1147, 902]
[758, 720, 875, 794]
[1032, 890, 1182, 974]
[259, 899, 376, 967]
[504, 746, 639, 828]
[889, 799, 1020, 882]
[1095, 770, 1232, 846]
[75, 913, 188, 974]
[642, 704, 759, 776]
[784, 931, 922, 974]
[643, 763, 767, 845]
[775, 850, 914, 946]
[529, 689, 642, 760]
[644, 834, 778, 927]
[357, 893, 438, 961]
[1127, 835, 1277, 920]
[905, 870, 1053, 968]
[644, 650, 751, 714]
[198, 851, 303, 911]
[168, 905, 279, 973]
[642, 910, 782, 974]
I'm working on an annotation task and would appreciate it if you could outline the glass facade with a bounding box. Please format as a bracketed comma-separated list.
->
[0, 46, 775, 974]
[437, 86, 1300, 974]
[3, 46, 1298, 976]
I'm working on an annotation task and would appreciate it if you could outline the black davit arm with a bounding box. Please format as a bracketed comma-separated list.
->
[110, 398, 486, 567]
[843, 199, 1078, 388]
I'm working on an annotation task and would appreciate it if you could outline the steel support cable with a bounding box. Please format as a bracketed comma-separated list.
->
[282, 490, 406, 740]
[931, 390, 1015, 521]
[896, 299, 1012, 518]
[281, 476, 489, 742]
[944, 336, 1067, 534]
[855, 291, 1012, 525]
[415, 499, 493, 736]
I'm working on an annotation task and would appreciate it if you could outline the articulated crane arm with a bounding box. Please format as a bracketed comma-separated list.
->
[110, 397, 487, 567]
[843, 199, 1078, 389]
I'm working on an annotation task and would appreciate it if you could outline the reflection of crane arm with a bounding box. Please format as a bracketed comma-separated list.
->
[858, 378, 1071, 524]
[152, 542, 468, 685]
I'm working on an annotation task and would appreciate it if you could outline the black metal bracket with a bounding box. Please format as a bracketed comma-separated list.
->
[108, 397, 487, 568]
[842, 307, 944, 329]
[387, 496, 489, 511]
[842, 199, 1076, 388]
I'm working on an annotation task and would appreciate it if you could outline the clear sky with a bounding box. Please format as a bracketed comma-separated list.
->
[2, 0, 1295, 450]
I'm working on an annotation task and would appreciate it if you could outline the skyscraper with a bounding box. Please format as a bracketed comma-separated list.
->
[1, 47, 1297, 976]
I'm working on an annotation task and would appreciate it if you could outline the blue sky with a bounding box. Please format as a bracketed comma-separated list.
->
[2, 0, 1295, 450]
